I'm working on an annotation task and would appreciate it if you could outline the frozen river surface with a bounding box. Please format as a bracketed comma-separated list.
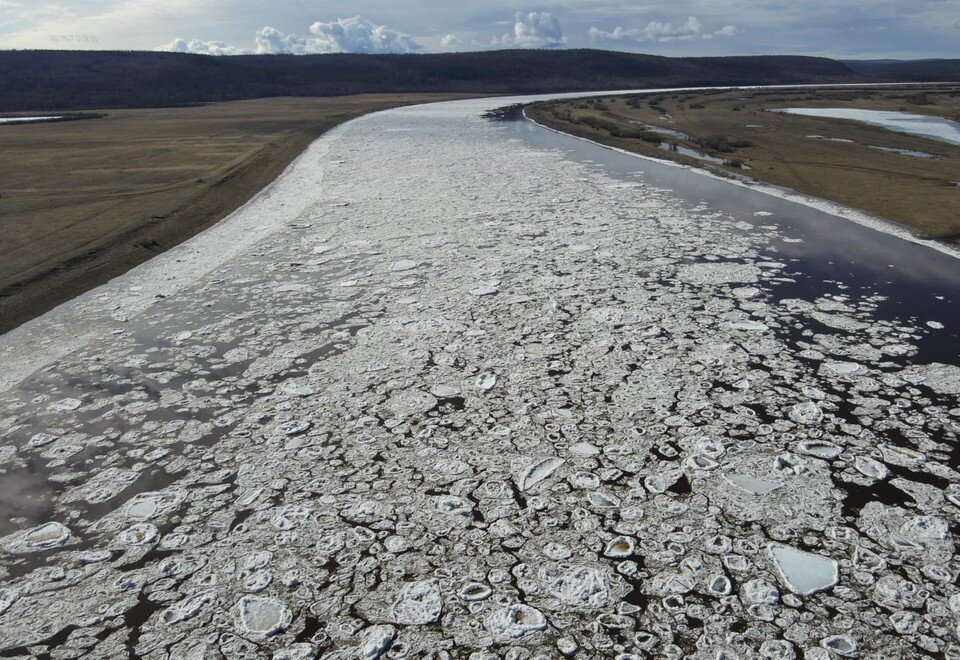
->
[1, 94, 960, 659]
[772, 107, 960, 146]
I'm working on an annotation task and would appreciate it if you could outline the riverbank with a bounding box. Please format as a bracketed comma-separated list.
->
[0, 94, 472, 334]
[526, 85, 960, 242]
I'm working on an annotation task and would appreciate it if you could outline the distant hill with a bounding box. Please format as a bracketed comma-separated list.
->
[842, 58, 960, 81]
[0, 49, 955, 112]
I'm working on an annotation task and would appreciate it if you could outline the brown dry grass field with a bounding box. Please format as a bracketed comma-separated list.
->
[0, 94, 474, 333]
[528, 86, 960, 242]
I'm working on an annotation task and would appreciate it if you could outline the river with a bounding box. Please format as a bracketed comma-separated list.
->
[0, 92, 957, 658]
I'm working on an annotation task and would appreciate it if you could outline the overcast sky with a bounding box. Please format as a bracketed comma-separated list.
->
[2, 0, 958, 59]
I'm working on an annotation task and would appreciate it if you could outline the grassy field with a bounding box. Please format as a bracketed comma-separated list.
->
[527, 86, 960, 241]
[0, 94, 472, 333]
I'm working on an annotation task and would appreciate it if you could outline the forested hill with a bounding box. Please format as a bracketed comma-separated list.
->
[0, 49, 954, 112]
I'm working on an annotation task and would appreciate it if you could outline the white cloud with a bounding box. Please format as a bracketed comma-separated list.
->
[440, 33, 462, 49]
[496, 11, 566, 49]
[158, 37, 247, 55]
[158, 16, 423, 56]
[589, 16, 737, 43]
[254, 26, 310, 54]
[307, 16, 423, 54]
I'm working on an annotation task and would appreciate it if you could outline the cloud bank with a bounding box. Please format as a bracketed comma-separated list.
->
[589, 16, 737, 43]
[160, 16, 423, 56]
[494, 12, 566, 49]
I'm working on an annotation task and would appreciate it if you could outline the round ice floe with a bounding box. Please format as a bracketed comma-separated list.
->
[557, 637, 578, 657]
[475, 373, 497, 391]
[119, 523, 160, 546]
[459, 582, 493, 601]
[468, 281, 500, 296]
[124, 491, 182, 520]
[677, 262, 760, 285]
[587, 491, 620, 509]
[162, 591, 216, 625]
[516, 457, 565, 492]
[900, 515, 949, 540]
[759, 640, 796, 660]
[543, 542, 572, 560]
[16, 521, 71, 551]
[729, 320, 768, 332]
[733, 286, 760, 298]
[390, 260, 418, 272]
[549, 566, 609, 609]
[820, 635, 858, 657]
[359, 624, 396, 659]
[277, 420, 311, 436]
[384, 390, 438, 419]
[392, 580, 442, 625]
[684, 454, 719, 471]
[430, 384, 460, 398]
[604, 536, 635, 558]
[234, 595, 292, 639]
[824, 361, 865, 375]
[49, 398, 82, 412]
[244, 570, 273, 592]
[789, 401, 824, 425]
[707, 575, 732, 596]
[796, 440, 842, 460]
[28, 433, 58, 447]
[279, 381, 315, 397]
[568, 471, 600, 489]
[487, 604, 548, 641]
[742, 578, 780, 605]
[854, 456, 889, 480]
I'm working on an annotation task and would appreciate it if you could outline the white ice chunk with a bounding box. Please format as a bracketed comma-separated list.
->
[516, 457, 565, 492]
[235, 595, 292, 639]
[392, 580, 442, 625]
[724, 474, 782, 495]
[768, 544, 839, 595]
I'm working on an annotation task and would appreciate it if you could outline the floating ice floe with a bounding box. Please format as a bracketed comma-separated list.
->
[359, 625, 396, 659]
[163, 591, 216, 625]
[49, 398, 82, 412]
[469, 281, 500, 296]
[769, 544, 839, 595]
[475, 373, 497, 391]
[516, 457, 565, 492]
[235, 595, 292, 639]
[724, 474, 782, 495]
[603, 536, 636, 558]
[119, 523, 159, 546]
[549, 566, 610, 609]
[124, 491, 184, 520]
[7, 521, 72, 552]
[824, 361, 865, 375]
[392, 580, 442, 625]
[0, 589, 19, 617]
[459, 583, 492, 601]
[676, 262, 760, 285]
[789, 401, 824, 425]
[487, 604, 548, 641]
[900, 362, 960, 395]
